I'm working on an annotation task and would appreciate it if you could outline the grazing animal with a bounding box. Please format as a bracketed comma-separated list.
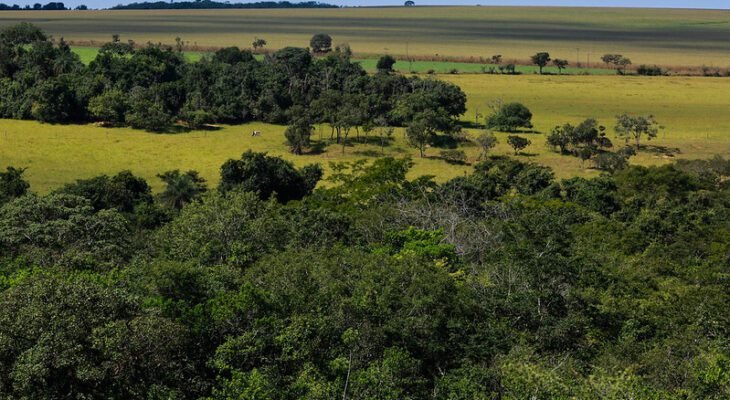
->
[252, 130, 262, 137]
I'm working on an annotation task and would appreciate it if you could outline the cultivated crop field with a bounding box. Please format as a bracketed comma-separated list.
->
[2, 74, 728, 193]
[3, 6, 730, 67]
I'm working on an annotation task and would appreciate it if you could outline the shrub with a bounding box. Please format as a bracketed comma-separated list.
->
[637, 65, 663, 76]
[594, 152, 629, 173]
[507, 135, 531, 154]
[439, 150, 467, 165]
[486, 102, 533, 132]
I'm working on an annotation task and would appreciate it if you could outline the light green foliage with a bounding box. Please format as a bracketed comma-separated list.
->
[381, 226, 459, 270]
[0, 193, 129, 268]
[156, 190, 285, 267]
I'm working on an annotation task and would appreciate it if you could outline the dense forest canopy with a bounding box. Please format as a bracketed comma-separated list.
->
[0, 149, 728, 398]
[0, 23, 465, 135]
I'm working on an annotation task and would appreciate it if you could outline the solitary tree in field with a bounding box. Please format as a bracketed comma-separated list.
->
[376, 55, 396, 74]
[531, 52, 551, 74]
[406, 116, 435, 158]
[252, 37, 267, 51]
[490, 54, 502, 64]
[486, 101, 533, 132]
[615, 56, 632, 75]
[553, 58, 568, 74]
[507, 135, 531, 155]
[614, 113, 662, 151]
[310, 33, 333, 54]
[476, 131, 498, 160]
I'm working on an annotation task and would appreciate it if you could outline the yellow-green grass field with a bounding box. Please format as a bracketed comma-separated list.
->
[3, 6, 730, 68]
[1, 74, 728, 194]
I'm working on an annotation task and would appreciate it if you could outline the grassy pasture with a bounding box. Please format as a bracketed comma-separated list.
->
[1, 74, 728, 193]
[3, 6, 730, 67]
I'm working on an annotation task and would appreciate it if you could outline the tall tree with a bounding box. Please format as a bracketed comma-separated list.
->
[553, 58, 568, 74]
[310, 33, 333, 54]
[615, 113, 662, 150]
[507, 135, 531, 155]
[406, 115, 435, 158]
[284, 106, 314, 155]
[476, 131, 498, 160]
[531, 52, 551, 74]
[157, 169, 208, 210]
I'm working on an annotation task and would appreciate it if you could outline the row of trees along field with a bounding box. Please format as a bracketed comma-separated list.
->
[110, 1, 339, 10]
[0, 24, 466, 135]
[0, 2, 70, 10]
[0, 150, 728, 398]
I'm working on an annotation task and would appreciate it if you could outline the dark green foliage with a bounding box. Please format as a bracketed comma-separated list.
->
[0, 166, 29, 205]
[0, 194, 129, 268]
[376, 54, 397, 73]
[219, 151, 322, 202]
[0, 24, 725, 397]
[310, 33, 333, 53]
[486, 102, 533, 132]
[0, 274, 200, 399]
[58, 170, 153, 213]
[637, 64, 664, 76]
[439, 149, 467, 164]
[531, 51, 551, 74]
[547, 118, 625, 170]
[0, 22, 46, 46]
[0, 24, 466, 132]
[157, 170, 208, 210]
[284, 106, 314, 155]
[212, 46, 255, 64]
[125, 86, 175, 131]
[110, 1, 338, 10]
[0, 111, 728, 399]
[594, 151, 629, 172]
[507, 135, 531, 154]
[88, 88, 128, 124]
[553, 58, 569, 74]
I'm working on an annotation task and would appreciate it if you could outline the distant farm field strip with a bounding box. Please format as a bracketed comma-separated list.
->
[69, 46, 615, 75]
[3, 6, 730, 67]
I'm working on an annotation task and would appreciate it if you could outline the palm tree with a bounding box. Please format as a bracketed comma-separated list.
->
[157, 170, 207, 210]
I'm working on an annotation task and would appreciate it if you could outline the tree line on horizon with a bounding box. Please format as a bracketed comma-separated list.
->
[111, 1, 338, 10]
[0, 1, 338, 11]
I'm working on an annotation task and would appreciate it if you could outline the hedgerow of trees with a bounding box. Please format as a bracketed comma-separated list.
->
[110, 1, 338, 10]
